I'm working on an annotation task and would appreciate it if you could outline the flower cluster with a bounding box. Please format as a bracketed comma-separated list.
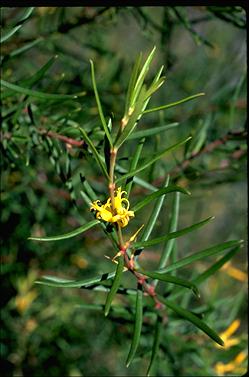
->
[90, 187, 134, 228]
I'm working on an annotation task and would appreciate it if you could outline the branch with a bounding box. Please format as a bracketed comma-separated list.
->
[171, 129, 247, 176]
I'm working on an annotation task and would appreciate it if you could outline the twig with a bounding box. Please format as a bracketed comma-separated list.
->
[171, 130, 247, 176]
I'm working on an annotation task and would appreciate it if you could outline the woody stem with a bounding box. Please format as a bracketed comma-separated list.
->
[109, 147, 117, 212]
[108, 147, 163, 309]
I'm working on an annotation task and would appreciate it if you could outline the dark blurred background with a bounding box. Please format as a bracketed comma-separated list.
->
[1, 6, 247, 376]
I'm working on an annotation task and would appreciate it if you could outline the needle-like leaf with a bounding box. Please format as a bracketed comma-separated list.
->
[28, 219, 100, 241]
[126, 285, 143, 367]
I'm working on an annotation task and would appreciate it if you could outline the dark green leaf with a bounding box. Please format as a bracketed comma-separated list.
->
[105, 256, 124, 316]
[132, 185, 190, 213]
[157, 240, 243, 273]
[116, 136, 192, 184]
[140, 176, 170, 243]
[90, 60, 113, 147]
[193, 245, 241, 284]
[134, 216, 214, 248]
[158, 192, 180, 271]
[137, 269, 200, 297]
[128, 122, 179, 140]
[1, 79, 78, 100]
[28, 219, 100, 241]
[78, 127, 109, 180]
[35, 270, 116, 288]
[147, 315, 162, 376]
[158, 296, 224, 346]
[126, 286, 143, 367]
[0, 7, 34, 43]
[126, 137, 145, 196]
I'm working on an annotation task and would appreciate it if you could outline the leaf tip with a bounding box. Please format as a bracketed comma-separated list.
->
[218, 337, 225, 347]
[126, 360, 131, 368]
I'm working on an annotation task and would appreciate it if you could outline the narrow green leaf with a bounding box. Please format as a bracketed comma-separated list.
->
[168, 246, 241, 302]
[128, 122, 179, 140]
[193, 246, 241, 285]
[126, 137, 145, 196]
[1, 25, 24, 44]
[0, 7, 34, 43]
[105, 256, 124, 316]
[144, 93, 205, 114]
[114, 86, 148, 149]
[125, 52, 143, 115]
[2, 38, 43, 62]
[1, 79, 78, 100]
[76, 303, 133, 317]
[145, 76, 165, 99]
[130, 46, 156, 107]
[126, 285, 143, 367]
[140, 176, 170, 243]
[78, 127, 109, 180]
[90, 60, 113, 147]
[157, 240, 243, 274]
[116, 136, 192, 184]
[80, 190, 92, 207]
[35, 270, 116, 288]
[28, 219, 100, 242]
[158, 192, 180, 271]
[134, 216, 214, 248]
[158, 296, 224, 346]
[138, 269, 199, 297]
[22, 55, 59, 87]
[132, 185, 190, 213]
[81, 179, 97, 202]
[105, 157, 157, 192]
[147, 315, 162, 376]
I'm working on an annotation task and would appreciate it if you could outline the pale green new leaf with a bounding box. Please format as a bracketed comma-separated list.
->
[114, 86, 148, 149]
[124, 52, 143, 116]
[144, 93, 205, 114]
[130, 46, 156, 107]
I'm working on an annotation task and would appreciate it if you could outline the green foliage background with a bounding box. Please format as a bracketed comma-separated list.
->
[1, 6, 247, 377]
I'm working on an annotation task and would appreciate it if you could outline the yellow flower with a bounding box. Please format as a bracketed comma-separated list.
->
[221, 262, 247, 282]
[214, 350, 247, 376]
[90, 187, 134, 228]
[216, 319, 242, 349]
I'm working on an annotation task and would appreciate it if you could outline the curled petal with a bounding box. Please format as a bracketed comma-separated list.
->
[89, 186, 134, 227]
